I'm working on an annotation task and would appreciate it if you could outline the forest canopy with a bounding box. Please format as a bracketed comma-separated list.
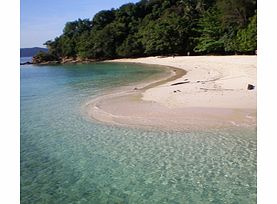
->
[40, 0, 257, 61]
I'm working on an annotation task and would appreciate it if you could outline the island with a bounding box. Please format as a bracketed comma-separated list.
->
[32, 0, 256, 64]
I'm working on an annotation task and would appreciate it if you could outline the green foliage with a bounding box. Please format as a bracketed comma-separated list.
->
[40, 0, 257, 61]
[235, 14, 257, 52]
[44, 38, 62, 57]
[216, 0, 256, 28]
[76, 31, 94, 59]
[140, 13, 190, 55]
[63, 19, 92, 37]
[194, 8, 224, 53]
[59, 36, 76, 57]
[116, 34, 143, 57]
[32, 52, 59, 63]
[92, 10, 115, 30]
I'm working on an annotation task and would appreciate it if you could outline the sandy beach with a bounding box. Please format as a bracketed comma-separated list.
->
[87, 56, 256, 130]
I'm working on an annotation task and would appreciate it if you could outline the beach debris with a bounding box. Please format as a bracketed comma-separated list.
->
[247, 84, 255, 90]
[173, 90, 181, 93]
[200, 88, 234, 91]
[171, 81, 190, 86]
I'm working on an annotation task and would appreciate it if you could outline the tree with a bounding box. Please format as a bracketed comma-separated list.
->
[59, 36, 76, 57]
[140, 13, 189, 55]
[215, 0, 256, 52]
[194, 8, 224, 53]
[33, 52, 59, 63]
[90, 24, 121, 59]
[235, 14, 257, 52]
[92, 10, 115, 30]
[76, 31, 95, 59]
[216, 0, 256, 28]
[36, 0, 257, 61]
[63, 19, 92, 38]
[116, 34, 143, 57]
[44, 38, 62, 57]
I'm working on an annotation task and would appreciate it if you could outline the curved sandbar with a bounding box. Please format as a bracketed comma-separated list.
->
[86, 56, 256, 130]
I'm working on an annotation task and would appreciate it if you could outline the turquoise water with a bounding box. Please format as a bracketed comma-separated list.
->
[21, 63, 256, 203]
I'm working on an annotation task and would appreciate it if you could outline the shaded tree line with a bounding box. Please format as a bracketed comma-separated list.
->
[37, 0, 257, 62]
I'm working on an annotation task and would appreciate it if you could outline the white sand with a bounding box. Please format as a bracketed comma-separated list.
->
[86, 56, 256, 130]
[109, 56, 256, 109]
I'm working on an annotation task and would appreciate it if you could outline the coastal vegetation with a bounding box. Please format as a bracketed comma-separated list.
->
[32, 51, 59, 64]
[37, 0, 257, 62]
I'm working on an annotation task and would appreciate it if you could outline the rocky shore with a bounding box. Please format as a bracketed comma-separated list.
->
[21, 56, 97, 65]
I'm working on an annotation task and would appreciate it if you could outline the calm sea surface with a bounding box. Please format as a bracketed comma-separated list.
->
[20, 62, 256, 203]
[20, 57, 33, 63]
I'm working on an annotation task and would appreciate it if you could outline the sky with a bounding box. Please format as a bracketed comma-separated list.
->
[20, 0, 140, 48]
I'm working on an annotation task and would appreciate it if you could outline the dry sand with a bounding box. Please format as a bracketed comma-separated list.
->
[86, 56, 256, 130]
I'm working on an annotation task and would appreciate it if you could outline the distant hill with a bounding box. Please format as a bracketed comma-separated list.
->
[20, 47, 48, 57]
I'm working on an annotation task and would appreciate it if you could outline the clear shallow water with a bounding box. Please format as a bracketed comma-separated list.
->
[21, 62, 256, 203]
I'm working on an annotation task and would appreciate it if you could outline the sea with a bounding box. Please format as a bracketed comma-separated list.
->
[20, 56, 33, 64]
[20, 61, 256, 203]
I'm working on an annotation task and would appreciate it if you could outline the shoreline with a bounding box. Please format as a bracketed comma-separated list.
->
[86, 56, 256, 130]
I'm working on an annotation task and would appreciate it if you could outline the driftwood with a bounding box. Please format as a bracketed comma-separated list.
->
[171, 81, 190, 86]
